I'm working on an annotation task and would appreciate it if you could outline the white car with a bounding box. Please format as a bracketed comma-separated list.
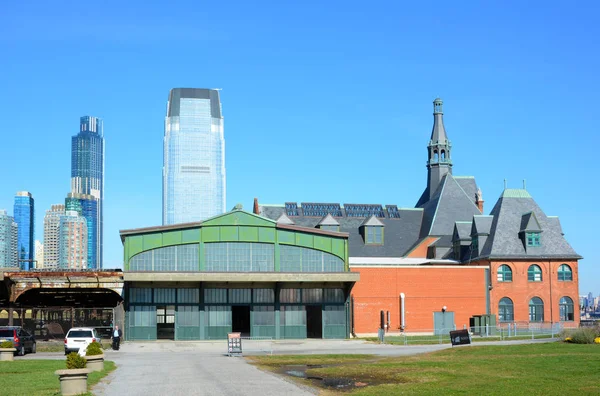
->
[64, 327, 101, 355]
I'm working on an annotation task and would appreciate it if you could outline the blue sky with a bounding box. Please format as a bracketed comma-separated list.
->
[0, 1, 598, 293]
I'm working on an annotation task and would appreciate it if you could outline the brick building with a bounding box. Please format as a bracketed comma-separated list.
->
[257, 98, 581, 335]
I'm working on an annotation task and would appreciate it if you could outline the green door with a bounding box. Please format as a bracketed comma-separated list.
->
[176, 306, 201, 340]
[206, 306, 232, 339]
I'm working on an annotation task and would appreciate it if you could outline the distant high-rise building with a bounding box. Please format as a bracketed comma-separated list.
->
[43, 204, 65, 269]
[65, 193, 98, 269]
[71, 116, 104, 268]
[34, 240, 44, 269]
[14, 191, 34, 270]
[0, 209, 18, 268]
[58, 211, 87, 270]
[163, 88, 226, 225]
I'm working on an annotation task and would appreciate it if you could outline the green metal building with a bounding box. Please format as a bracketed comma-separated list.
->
[120, 208, 359, 340]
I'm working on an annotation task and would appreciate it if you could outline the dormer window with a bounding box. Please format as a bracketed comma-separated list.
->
[316, 214, 340, 233]
[526, 232, 541, 247]
[366, 226, 383, 244]
[471, 236, 478, 252]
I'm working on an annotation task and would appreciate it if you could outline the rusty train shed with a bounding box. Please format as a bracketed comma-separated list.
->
[1, 269, 124, 308]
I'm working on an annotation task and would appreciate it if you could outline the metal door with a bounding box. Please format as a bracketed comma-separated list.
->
[433, 311, 455, 335]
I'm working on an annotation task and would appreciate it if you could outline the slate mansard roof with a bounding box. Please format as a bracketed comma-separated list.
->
[459, 189, 581, 261]
[258, 204, 424, 258]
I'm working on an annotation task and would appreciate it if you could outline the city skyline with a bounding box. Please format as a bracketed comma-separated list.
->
[0, 1, 597, 293]
[163, 88, 226, 225]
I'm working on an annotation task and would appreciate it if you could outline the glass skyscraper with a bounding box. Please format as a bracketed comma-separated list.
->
[65, 193, 98, 269]
[71, 116, 104, 268]
[163, 88, 226, 225]
[14, 191, 34, 270]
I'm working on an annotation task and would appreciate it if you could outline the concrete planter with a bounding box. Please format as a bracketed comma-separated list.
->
[0, 348, 17, 361]
[55, 368, 91, 396]
[85, 353, 105, 372]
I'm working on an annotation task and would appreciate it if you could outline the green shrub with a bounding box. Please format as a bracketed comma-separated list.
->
[86, 341, 103, 356]
[0, 340, 14, 348]
[66, 352, 87, 369]
[566, 328, 597, 344]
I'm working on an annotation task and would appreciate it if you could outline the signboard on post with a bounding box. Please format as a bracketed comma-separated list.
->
[227, 332, 242, 356]
[449, 329, 471, 346]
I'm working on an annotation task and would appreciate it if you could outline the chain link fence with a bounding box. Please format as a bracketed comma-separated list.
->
[371, 322, 567, 345]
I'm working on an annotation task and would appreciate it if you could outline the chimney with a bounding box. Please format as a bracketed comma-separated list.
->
[476, 188, 484, 213]
[253, 198, 259, 214]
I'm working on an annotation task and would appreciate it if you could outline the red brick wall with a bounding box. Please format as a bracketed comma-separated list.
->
[405, 237, 439, 258]
[351, 266, 488, 334]
[477, 260, 580, 327]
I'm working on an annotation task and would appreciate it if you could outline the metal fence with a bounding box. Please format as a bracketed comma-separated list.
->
[237, 336, 273, 355]
[0, 307, 114, 340]
[374, 323, 566, 345]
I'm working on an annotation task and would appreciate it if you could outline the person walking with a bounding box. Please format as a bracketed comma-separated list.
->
[112, 325, 123, 351]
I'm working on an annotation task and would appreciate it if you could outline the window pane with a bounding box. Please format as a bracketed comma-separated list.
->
[129, 288, 152, 303]
[177, 288, 200, 303]
[229, 289, 251, 304]
[204, 288, 227, 304]
[253, 289, 275, 303]
[154, 288, 176, 304]
[280, 289, 301, 303]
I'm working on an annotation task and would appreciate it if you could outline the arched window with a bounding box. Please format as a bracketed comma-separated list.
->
[559, 296, 574, 321]
[558, 264, 572, 281]
[441, 150, 446, 160]
[434, 150, 439, 161]
[529, 297, 544, 322]
[498, 297, 514, 322]
[497, 265, 513, 282]
[527, 265, 542, 282]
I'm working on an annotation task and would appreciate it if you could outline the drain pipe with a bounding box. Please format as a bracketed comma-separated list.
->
[400, 293, 406, 331]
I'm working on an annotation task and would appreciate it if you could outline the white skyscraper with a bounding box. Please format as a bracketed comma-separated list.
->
[163, 88, 226, 225]
[43, 204, 65, 269]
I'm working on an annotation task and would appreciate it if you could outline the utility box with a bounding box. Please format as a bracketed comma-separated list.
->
[469, 315, 482, 335]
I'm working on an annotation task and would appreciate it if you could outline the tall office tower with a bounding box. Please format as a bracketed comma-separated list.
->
[14, 191, 34, 270]
[58, 211, 87, 270]
[43, 204, 65, 269]
[65, 193, 98, 269]
[34, 240, 44, 269]
[71, 116, 104, 268]
[163, 88, 226, 225]
[0, 210, 18, 268]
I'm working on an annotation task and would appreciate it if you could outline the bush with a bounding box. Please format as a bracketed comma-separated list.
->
[66, 352, 87, 369]
[0, 340, 14, 348]
[86, 341, 103, 356]
[564, 328, 597, 344]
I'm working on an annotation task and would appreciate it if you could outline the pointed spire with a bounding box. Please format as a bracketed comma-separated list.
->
[431, 98, 448, 143]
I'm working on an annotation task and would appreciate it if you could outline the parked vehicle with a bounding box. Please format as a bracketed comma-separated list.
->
[0, 326, 37, 356]
[64, 327, 101, 355]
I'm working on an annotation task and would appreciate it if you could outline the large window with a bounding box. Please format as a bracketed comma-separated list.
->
[129, 244, 199, 271]
[497, 265, 513, 282]
[498, 297, 514, 322]
[529, 297, 544, 322]
[279, 245, 344, 272]
[558, 264, 573, 281]
[205, 242, 274, 272]
[559, 297, 574, 321]
[527, 265, 543, 282]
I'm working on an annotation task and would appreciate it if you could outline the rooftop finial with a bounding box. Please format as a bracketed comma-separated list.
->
[523, 179, 527, 190]
[504, 179, 507, 189]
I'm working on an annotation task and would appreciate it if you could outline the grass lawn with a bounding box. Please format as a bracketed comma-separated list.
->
[0, 360, 116, 396]
[249, 343, 600, 395]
